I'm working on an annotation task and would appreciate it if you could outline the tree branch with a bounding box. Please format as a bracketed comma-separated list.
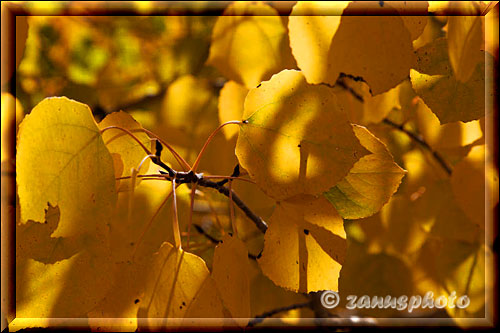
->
[333, 76, 453, 176]
[247, 301, 311, 327]
[197, 178, 269, 233]
[382, 118, 452, 175]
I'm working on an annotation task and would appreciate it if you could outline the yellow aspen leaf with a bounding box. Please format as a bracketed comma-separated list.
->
[87, 259, 151, 332]
[212, 234, 251, 324]
[415, 98, 483, 150]
[258, 196, 346, 293]
[414, 38, 453, 76]
[162, 75, 218, 140]
[218, 80, 248, 140]
[414, 239, 488, 318]
[451, 145, 499, 229]
[16, 245, 114, 319]
[337, 81, 402, 125]
[325, 2, 416, 95]
[391, 1, 429, 41]
[206, 2, 295, 89]
[288, 1, 348, 84]
[410, 54, 488, 124]
[410, 180, 481, 244]
[139, 242, 225, 325]
[338, 242, 414, 317]
[325, 125, 406, 219]
[16, 97, 117, 237]
[236, 70, 368, 201]
[447, 3, 483, 82]
[98, 111, 152, 191]
[16, 205, 82, 263]
[412, 38, 492, 123]
[352, 195, 429, 257]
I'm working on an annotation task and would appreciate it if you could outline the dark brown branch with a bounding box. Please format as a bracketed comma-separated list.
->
[247, 301, 311, 327]
[334, 77, 453, 176]
[382, 118, 452, 175]
[197, 178, 269, 233]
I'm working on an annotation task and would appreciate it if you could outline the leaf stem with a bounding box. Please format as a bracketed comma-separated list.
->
[172, 179, 182, 249]
[191, 121, 242, 172]
[100, 126, 152, 155]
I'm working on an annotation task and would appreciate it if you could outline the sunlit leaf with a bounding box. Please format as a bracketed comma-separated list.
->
[16, 97, 117, 237]
[325, 125, 406, 220]
[236, 70, 368, 200]
[207, 2, 296, 88]
[288, 1, 348, 84]
[258, 195, 346, 293]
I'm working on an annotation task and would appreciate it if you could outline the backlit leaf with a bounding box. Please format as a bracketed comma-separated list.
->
[451, 145, 499, 229]
[212, 234, 251, 324]
[447, 3, 483, 82]
[410, 57, 487, 124]
[288, 1, 348, 84]
[236, 70, 368, 200]
[391, 1, 429, 41]
[98, 111, 153, 191]
[325, 125, 406, 220]
[218, 80, 248, 140]
[325, 2, 416, 95]
[16, 243, 114, 318]
[338, 242, 414, 317]
[206, 2, 295, 88]
[258, 196, 346, 293]
[411, 38, 491, 123]
[16, 97, 117, 237]
[139, 242, 225, 326]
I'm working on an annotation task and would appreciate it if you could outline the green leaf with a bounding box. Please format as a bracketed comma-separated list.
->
[325, 125, 406, 219]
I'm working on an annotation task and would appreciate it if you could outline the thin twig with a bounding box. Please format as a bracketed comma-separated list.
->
[247, 301, 311, 327]
[192, 224, 260, 260]
[382, 118, 452, 175]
